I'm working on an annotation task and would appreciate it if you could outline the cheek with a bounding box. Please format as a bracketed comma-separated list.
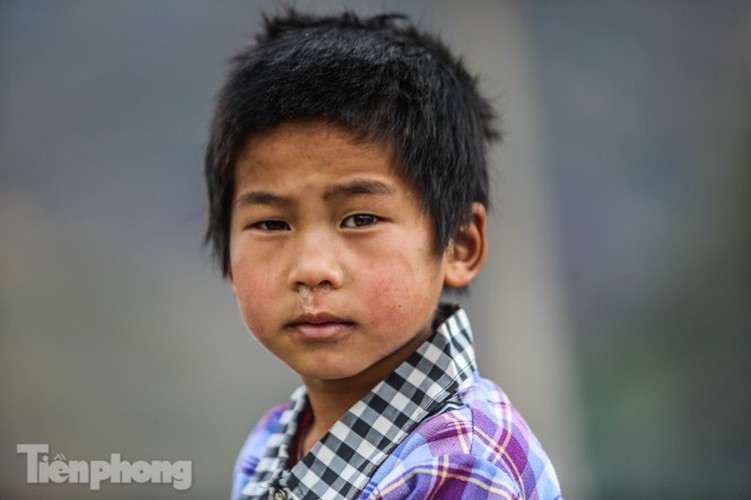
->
[231, 267, 277, 334]
[360, 254, 433, 320]
[366, 271, 408, 314]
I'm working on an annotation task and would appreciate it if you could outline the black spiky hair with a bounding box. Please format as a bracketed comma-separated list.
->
[205, 9, 499, 277]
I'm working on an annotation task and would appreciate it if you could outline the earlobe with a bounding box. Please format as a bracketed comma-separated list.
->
[444, 203, 488, 288]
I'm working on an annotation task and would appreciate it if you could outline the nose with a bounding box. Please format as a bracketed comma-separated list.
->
[287, 227, 344, 291]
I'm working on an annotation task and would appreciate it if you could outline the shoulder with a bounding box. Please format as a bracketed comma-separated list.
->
[363, 377, 561, 499]
[232, 404, 289, 498]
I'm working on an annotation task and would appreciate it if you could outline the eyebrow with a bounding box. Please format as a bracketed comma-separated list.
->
[234, 179, 395, 208]
[234, 191, 293, 209]
[323, 179, 395, 200]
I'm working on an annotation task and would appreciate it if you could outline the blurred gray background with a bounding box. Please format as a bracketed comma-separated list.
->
[2, 1, 749, 498]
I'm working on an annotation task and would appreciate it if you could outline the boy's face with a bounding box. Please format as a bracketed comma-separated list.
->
[229, 121, 449, 385]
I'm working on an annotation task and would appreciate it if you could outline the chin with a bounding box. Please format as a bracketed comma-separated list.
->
[296, 365, 361, 381]
[290, 357, 369, 381]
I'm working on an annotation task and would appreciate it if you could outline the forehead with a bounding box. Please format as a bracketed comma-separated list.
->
[234, 121, 414, 196]
[235, 121, 396, 178]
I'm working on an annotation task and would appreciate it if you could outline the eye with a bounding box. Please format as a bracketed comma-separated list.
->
[252, 220, 290, 231]
[341, 214, 380, 228]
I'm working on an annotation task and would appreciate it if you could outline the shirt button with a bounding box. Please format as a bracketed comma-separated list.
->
[273, 489, 287, 500]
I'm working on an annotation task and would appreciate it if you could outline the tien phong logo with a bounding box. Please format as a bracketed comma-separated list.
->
[17, 443, 192, 491]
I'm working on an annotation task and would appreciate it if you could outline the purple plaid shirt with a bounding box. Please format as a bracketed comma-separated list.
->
[232, 305, 562, 499]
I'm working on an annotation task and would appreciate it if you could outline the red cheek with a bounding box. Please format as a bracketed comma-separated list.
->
[235, 268, 277, 301]
[248, 285, 272, 302]
[364, 270, 411, 315]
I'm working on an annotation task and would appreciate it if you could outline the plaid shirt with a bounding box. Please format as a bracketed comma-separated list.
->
[232, 305, 562, 499]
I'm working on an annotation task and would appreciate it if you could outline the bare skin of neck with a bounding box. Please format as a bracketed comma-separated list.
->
[299, 327, 431, 456]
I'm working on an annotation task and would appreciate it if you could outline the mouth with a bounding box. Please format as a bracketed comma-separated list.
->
[286, 313, 355, 340]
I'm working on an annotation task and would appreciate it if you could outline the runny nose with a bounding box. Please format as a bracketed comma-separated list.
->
[296, 282, 331, 312]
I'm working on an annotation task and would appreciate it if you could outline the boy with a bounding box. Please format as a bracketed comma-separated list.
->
[205, 10, 562, 500]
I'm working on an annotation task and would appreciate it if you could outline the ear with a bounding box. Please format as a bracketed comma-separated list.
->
[443, 203, 488, 288]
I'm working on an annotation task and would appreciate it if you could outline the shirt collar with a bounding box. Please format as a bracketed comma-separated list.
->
[242, 303, 477, 500]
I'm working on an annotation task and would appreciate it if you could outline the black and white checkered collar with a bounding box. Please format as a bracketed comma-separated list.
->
[241, 303, 477, 500]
